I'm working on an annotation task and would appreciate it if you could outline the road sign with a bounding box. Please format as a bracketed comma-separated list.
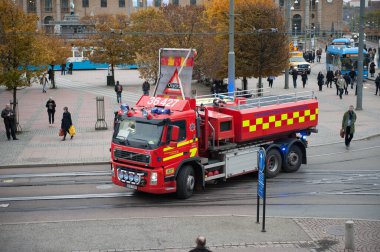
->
[257, 148, 266, 199]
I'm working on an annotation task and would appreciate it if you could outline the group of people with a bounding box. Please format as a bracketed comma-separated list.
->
[114, 80, 151, 104]
[290, 68, 309, 88]
[61, 62, 73, 75]
[316, 68, 359, 99]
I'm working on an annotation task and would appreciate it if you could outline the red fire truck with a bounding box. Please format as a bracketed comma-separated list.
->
[110, 49, 318, 199]
[111, 92, 318, 199]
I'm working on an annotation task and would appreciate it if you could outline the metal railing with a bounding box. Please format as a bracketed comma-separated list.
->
[236, 90, 315, 110]
[195, 88, 272, 105]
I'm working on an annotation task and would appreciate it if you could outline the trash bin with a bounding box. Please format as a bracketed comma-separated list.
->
[107, 75, 114, 86]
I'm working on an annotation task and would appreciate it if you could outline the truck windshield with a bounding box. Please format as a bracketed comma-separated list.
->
[113, 119, 164, 149]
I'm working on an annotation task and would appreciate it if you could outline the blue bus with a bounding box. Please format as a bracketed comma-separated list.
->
[326, 39, 369, 78]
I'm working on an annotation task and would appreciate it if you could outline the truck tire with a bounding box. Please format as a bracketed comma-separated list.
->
[176, 165, 195, 199]
[283, 145, 302, 173]
[266, 149, 282, 178]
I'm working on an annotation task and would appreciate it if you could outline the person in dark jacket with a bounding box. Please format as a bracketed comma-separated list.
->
[61, 63, 66, 75]
[115, 81, 123, 103]
[46, 97, 56, 126]
[189, 236, 212, 252]
[301, 71, 308, 88]
[142, 81, 150, 96]
[348, 68, 356, 89]
[317, 71, 324, 91]
[291, 67, 298, 88]
[343, 74, 350, 95]
[369, 61, 376, 77]
[375, 73, 380, 95]
[1, 104, 18, 140]
[68, 62, 73, 75]
[342, 105, 357, 150]
[48, 67, 55, 88]
[326, 68, 334, 88]
[61, 106, 73, 141]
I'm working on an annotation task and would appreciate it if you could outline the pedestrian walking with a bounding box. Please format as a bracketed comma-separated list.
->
[46, 97, 56, 126]
[342, 105, 357, 150]
[316, 48, 322, 63]
[343, 74, 350, 95]
[317, 71, 324, 91]
[115, 81, 123, 103]
[369, 61, 376, 77]
[189, 236, 212, 252]
[375, 73, 380, 95]
[40, 73, 49, 93]
[334, 70, 341, 95]
[68, 62, 73, 75]
[1, 104, 18, 140]
[61, 63, 66, 75]
[48, 67, 55, 88]
[311, 50, 315, 63]
[337, 74, 345, 99]
[291, 67, 298, 88]
[142, 81, 150, 96]
[60, 107, 73, 141]
[348, 68, 356, 89]
[326, 68, 334, 88]
[301, 71, 308, 88]
[267, 76, 275, 88]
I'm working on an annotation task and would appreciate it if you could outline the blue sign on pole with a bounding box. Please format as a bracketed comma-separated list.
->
[257, 148, 266, 199]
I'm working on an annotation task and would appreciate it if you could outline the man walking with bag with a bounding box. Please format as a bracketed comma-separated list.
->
[342, 105, 357, 150]
[115, 81, 123, 103]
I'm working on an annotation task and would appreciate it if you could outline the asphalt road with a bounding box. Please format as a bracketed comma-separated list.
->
[1, 136, 379, 224]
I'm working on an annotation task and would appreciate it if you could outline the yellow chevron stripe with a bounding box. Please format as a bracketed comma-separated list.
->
[163, 152, 184, 162]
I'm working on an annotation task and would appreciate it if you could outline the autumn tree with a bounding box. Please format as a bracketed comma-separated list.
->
[130, 4, 213, 83]
[0, 1, 45, 114]
[206, 0, 289, 92]
[82, 14, 134, 84]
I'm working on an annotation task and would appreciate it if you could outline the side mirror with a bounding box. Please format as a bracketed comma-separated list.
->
[171, 125, 179, 142]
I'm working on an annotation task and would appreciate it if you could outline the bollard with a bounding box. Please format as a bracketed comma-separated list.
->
[95, 96, 108, 130]
[345, 220, 354, 251]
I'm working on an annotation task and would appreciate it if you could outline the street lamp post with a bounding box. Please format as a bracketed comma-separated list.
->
[227, 0, 235, 97]
[284, 0, 294, 90]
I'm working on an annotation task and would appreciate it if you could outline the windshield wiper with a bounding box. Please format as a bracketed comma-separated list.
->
[130, 137, 151, 148]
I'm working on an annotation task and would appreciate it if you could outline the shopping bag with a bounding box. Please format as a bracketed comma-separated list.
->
[59, 128, 64, 137]
[69, 125, 76, 137]
[340, 128, 345, 138]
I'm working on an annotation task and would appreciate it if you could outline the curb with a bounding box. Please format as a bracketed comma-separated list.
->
[0, 161, 109, 169]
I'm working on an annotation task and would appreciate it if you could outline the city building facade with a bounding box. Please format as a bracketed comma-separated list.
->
[16, 0, 343, 37]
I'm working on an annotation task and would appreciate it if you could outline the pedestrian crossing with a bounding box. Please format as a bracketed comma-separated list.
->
[55, 77, 141, 104]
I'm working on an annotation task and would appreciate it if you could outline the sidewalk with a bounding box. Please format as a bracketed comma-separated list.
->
[1, 67, 380, 251]
[0, 66, 379, 167]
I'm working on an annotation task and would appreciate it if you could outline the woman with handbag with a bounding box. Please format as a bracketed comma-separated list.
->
[60, 106, 73, 141]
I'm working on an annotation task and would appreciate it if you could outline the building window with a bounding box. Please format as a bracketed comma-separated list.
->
[119, 0, 125, 7]
[101, 0, 107, 7]
[154, 0, 161, 7]
[82, 0, 89, 8]
[27, 0, 37, 12]
[172, 0, 179, 5]
[190, 0, 196, 5]
[279, 0, 284, 7]
[61, 0, 69, 12]
[44, 0, 53, 12]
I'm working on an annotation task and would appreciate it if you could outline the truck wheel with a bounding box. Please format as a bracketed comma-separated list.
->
[176, 165, 195, 199]
[283, 145, 302, 173]
[266, 149, 282, 178]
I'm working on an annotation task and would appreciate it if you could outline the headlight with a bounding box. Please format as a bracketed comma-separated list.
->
[117, 169, 124, 180]
[150, 172, 158, 185]
[128, 173, 134, 182]
[308, 65, 311, 68]
[123, 172, 129, 181]
[133, 174, 140, 184]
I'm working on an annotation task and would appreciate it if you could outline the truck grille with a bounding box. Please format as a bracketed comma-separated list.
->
[114, 149, 150, 164]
